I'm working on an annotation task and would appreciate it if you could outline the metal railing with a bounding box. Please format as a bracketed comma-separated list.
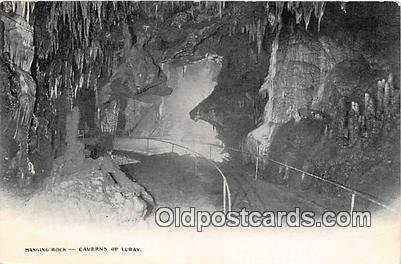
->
[141, 137, 231, 212]
[133, 136, 395, 213]
[78, 130, 395, 214]
[223, 144, 396, 213]
[112, 136, 232, 213]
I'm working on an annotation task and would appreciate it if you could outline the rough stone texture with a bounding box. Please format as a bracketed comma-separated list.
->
[121, 58, 224, 145]
[100, 40, 170, 103]
[245, 26, 335, 162]
[0, 57, 11, 179]
[122, 98, 155, 134]
[245, 3, 399, 159]
[27, 108, 153, 224]
[187, 30, 271, 147]
[1, 12, 34, 73]
[1, 2, 398, 207]
[0, 11, 36, 187]
[26, 159, 149, 224]
[241, 3, 399, 202]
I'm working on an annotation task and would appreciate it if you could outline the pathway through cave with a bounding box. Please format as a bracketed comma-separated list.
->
[113, 143, 328, 215]
[119, 151, 222, 211]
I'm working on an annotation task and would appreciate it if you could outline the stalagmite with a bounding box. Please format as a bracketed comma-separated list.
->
[376, 79, 385, 118]
[384, 81, 390, 116]
[351, 101, 360, 116]
[364, 93, 375, 135]
[348, 101, 360, 145]
[358, 115, 364, 135]
[284, 166, 289, 181]
[279, 165, 283, 175]
[301, 172, 306, 182]
[335, 97, 346, 136]
[388, 73, 394, 105]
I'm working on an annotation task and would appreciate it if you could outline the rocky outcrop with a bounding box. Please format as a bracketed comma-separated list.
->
[122, 57, 223, 144]
[27, 108, 154, 223]
[244, 5, 399, 166]
[242, 4, 400, 202]
[0, 8, 36, 187]
[245, 26, 336, 164]
[26, 157, 150, 223]
[0, 7, 34, 73]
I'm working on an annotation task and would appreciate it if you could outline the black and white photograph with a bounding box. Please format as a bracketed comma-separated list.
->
[0, 1, 400, 263]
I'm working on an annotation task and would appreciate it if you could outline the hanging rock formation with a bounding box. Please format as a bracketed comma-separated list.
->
[0, 7, 36, 187]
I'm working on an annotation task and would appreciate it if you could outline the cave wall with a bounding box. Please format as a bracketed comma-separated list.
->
[0, 4, 38, 186]
[242, 2, 400, 201]
[123, 58, 222, 143]
[0, 2, 399, 200]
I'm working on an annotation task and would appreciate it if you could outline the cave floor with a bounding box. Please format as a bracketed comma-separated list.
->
[119, 152, 222, 211]
[112, 137, 360, 215]
[117, 150, 329, 215]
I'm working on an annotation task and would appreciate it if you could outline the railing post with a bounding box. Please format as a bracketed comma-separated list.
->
[254, 145, 259, 180]
[226, 183, 231, 212]
[350, 193, 356, 214]
[171, 144, 174, 153]
[255, 157, 259, 180]
[146, 138, 149, 152]
[284, 166, 289, 181]
[223, 178, 227, 213]
[194, 156, 198, 176]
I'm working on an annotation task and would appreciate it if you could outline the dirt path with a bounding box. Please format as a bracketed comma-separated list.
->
[120, 152, 223, 212]
[117, 150, 327, 214]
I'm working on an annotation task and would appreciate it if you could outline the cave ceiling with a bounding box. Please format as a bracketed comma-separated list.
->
[1, 1, 347, 101]
[0, 1, 398, 110]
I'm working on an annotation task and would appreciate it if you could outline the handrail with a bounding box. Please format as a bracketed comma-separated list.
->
[224, 145, 396, 212]
[140, 137, 394, 213]
[79, 130, 395, 213]
[113, 136, 232, 213]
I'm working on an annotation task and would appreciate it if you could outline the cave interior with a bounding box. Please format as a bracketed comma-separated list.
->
[0, 1, 399, 223]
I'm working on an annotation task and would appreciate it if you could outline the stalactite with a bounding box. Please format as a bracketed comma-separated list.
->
[219, 1, 222, 19]
[275, 2, 284, 30]
[256, 19, 263, 56]
[302, 2, 313, 31]
[341, 2, 347, 13]
[259, 24, 281, 98]
[265, 2, 269, 14]
[26, 1, 337, 111]
[294, 6, 303, 25]
[312, 2, 326, 31]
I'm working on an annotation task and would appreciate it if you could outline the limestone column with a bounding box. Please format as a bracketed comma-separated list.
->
[384, 81, 390, 117]
[348, 101, 360, 145]
[376, 79, 385, 119]
[364, 93, 375, 135]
